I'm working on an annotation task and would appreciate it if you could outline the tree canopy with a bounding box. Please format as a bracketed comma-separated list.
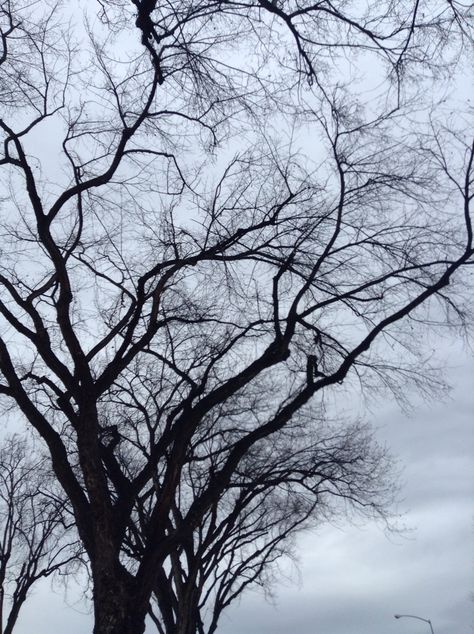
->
[0, 1, 472, 633]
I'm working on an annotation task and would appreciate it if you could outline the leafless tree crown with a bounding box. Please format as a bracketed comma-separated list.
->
[0, 1, 472, 633]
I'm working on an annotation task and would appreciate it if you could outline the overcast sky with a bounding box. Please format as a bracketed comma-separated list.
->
[2, 4, 472, 634]
[218, 343, 474, 634]
[12, 341, 473, 634]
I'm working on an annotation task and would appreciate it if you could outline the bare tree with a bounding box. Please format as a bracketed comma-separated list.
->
[118, 395, 394, 634]
[0, 1, 472, 633]
[0, 436, 80, 634]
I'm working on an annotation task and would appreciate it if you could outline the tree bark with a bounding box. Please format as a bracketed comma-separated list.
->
[93, 569, 147, 634]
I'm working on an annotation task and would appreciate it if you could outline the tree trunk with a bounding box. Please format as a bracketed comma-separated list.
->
[93, 569, 147, 634]
[175, 595, 203, 634]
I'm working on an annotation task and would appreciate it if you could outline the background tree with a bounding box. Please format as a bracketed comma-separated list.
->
[119, 397, 394, 634]
[0, 1, 473, 634]
[0, 436, 80, 634]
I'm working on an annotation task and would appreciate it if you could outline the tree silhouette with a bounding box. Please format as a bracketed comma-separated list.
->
[0, 1, 472, 633]
[0, 436, 80, 634]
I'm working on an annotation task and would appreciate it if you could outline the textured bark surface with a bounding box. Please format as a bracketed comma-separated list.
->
[93, 572, 146, 634]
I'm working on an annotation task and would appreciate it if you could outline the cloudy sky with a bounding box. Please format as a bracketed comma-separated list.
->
[2, 4, 472, 634]
[220, 343, 474, 634]
[13, 342, 473, 634]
